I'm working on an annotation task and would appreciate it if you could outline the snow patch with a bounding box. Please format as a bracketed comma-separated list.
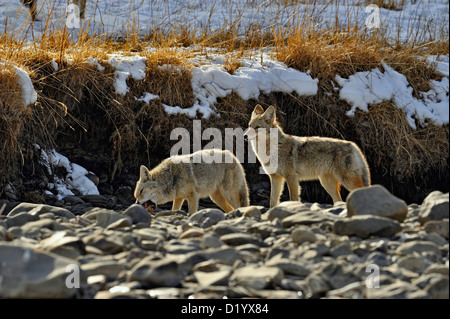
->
[107, 55, 147, 96]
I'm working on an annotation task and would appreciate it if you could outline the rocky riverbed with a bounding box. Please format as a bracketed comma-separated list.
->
[0, 185, 448, 299]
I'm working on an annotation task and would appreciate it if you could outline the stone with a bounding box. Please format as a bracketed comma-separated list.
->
[307, 275, 330, 297]
[330, 243, 353, 258]
[265, 255, 310, 276]
[0, 243, 82, 298]
[179, 227, 204, 239]
[39, 231, 86, 259]
[7, 203, 75, 219]
[266, 201, 310, 221]
[424, 264, 449, 276]
[397, 255, 432, 274]
[366, 281, 429, 299]
[81, 261, 129, 279]
[347, 185, 408, 222]
[127, 256, 191, 287]
[194, 269, 232, 287]
[424, 276, 449, 299]
[424, 219, 449, 239]
[83, 208, 132, 228]
[282, 210, 338, 228]
[122, 204, 152, 225]
[333, 215, 401, 239]
[220, 233, 265, 247]
[5, 212, 40, 228]
[291, 226, 317, 243]
[396, 241, 441, 256]
[186, 247, 240, 266]
[230, 265, 283, 290]
[189, 208, 225, 228]
[419, 191, 449, 224]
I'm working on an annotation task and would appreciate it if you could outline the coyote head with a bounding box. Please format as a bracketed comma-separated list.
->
[244, 104, 279, 140]
[134, 165, 164, 213]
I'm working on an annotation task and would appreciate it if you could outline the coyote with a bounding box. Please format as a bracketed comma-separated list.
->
[244, 104, 371, 206]
[21, 0, 87, 21]
[134, 149, 250, 215]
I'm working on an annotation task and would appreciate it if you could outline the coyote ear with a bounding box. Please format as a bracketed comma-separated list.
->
[140, 165, 152, 180]
[263, 105, 276, 122]
[252, 104, 264, 116]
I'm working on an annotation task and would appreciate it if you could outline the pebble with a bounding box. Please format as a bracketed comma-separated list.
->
[0, 188, 447, 299]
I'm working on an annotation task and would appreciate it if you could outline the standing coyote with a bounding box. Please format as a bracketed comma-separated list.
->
[21, 0, 87, 21]
[134, 149, 250, 215]
[244, 104, 371, 206]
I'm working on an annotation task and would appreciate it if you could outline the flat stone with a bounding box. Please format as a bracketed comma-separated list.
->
[424, 219, 449, 239]
[189, 208, 225, 228]
[333, 215, 401, 239]
[366, 281, 429, 299]
[230, 265, 283, 290]
[122, 204, 152, 225]
[266, 201, 311, 222]
[291, 226, 318, 243]
[396, 241, 441, 256]
[282, 210, 338, 228]
[0, 243, 81, 298]
[7, 203, 75, 219]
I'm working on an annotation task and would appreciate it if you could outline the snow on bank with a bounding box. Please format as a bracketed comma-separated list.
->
[335, 61, 449, 129]
[107, 55, 147, 96]
[36, 145, 99, 200]
[0, 61, 37, 106]
[138, 52, 318, 118]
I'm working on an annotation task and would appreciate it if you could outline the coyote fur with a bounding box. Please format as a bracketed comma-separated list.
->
[244, 104, 371, 206]
[134, 149, 250, 215]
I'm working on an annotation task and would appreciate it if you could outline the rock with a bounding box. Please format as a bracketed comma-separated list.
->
[194, 269, 232, 287]
[80, 194, 108, 208]
[0, 224, 6, 241]
[366, 252, 392, 267]
[39, 231, 86, 259]
[189, 208, 225, 228]
[424, 276, 449, 299]
[265, 255, 310, 276]
[347, 185, 408, 222]
[186, 247, 241, 266]
[291, 226, 318, 243]
[419, 191, 449, 224]
[220, 233, 265, 247]
[0, 243, 82, 298]
[5, 212, 40, 228]
[424, 219, 449, 239]
[81, 261, 129, 279]
[333, 215, 401, 239]
[82, 232, 128, 254]
[266, 201, 310, 221]
[122, 204, 152, 225]
[396, 241, 441, 256]
[127, 256, 191, 287]
[7, 203, 75, 219]
[83, 208, 132, 228]
[179, 227, 204, 239]
[424, 264, 449, 276]
[306, 275, 330, 297]
[230, 265, 283, 290]
[330, 243, 353, 258]
[282, 210, 338, 228]
[397, 255, 432, 274]
[62, 195, 85, 206]
[366, 281, 429, 299]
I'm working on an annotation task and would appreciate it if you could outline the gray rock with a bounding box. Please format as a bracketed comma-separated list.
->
[0, 243, 81, 298]
[83, 208, 132, 228]
[330, 243, 353, 258]
[81, 261, 129, 279]
[82, 232, 128, 254]
[291, 226, 318, 243]
[122, 204, 152, 225]
[419, 191, 449, 224]
[366, 251, 392, 267]
[0, 224, 6, 241]
[186, 247, 241, 266]
[397, 255, 432, 274]
[347, 185, 408, 222]
[333, 215, 401, 239]
[220, 233, 265, 247]
[424, 264, 449, 276]
[282, 210, 338, 228]
[396, 241, 441, 256]
[189, 208, 225, 228]
[127, 256, 191, 287]
[39, 231, 86, 259]
[366, 281, 429, 299]
[230, 265, 283, 290]
[424, 276, 449, 299]
[424, 219, 449, 239]
[7, 203, 75, 219]
[306, 275, 330, 297]
[266, 201, 310, 222]
[5, 212, 39, 228]
[265, 255, 310, 276]
[194, 269, 232, 287]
